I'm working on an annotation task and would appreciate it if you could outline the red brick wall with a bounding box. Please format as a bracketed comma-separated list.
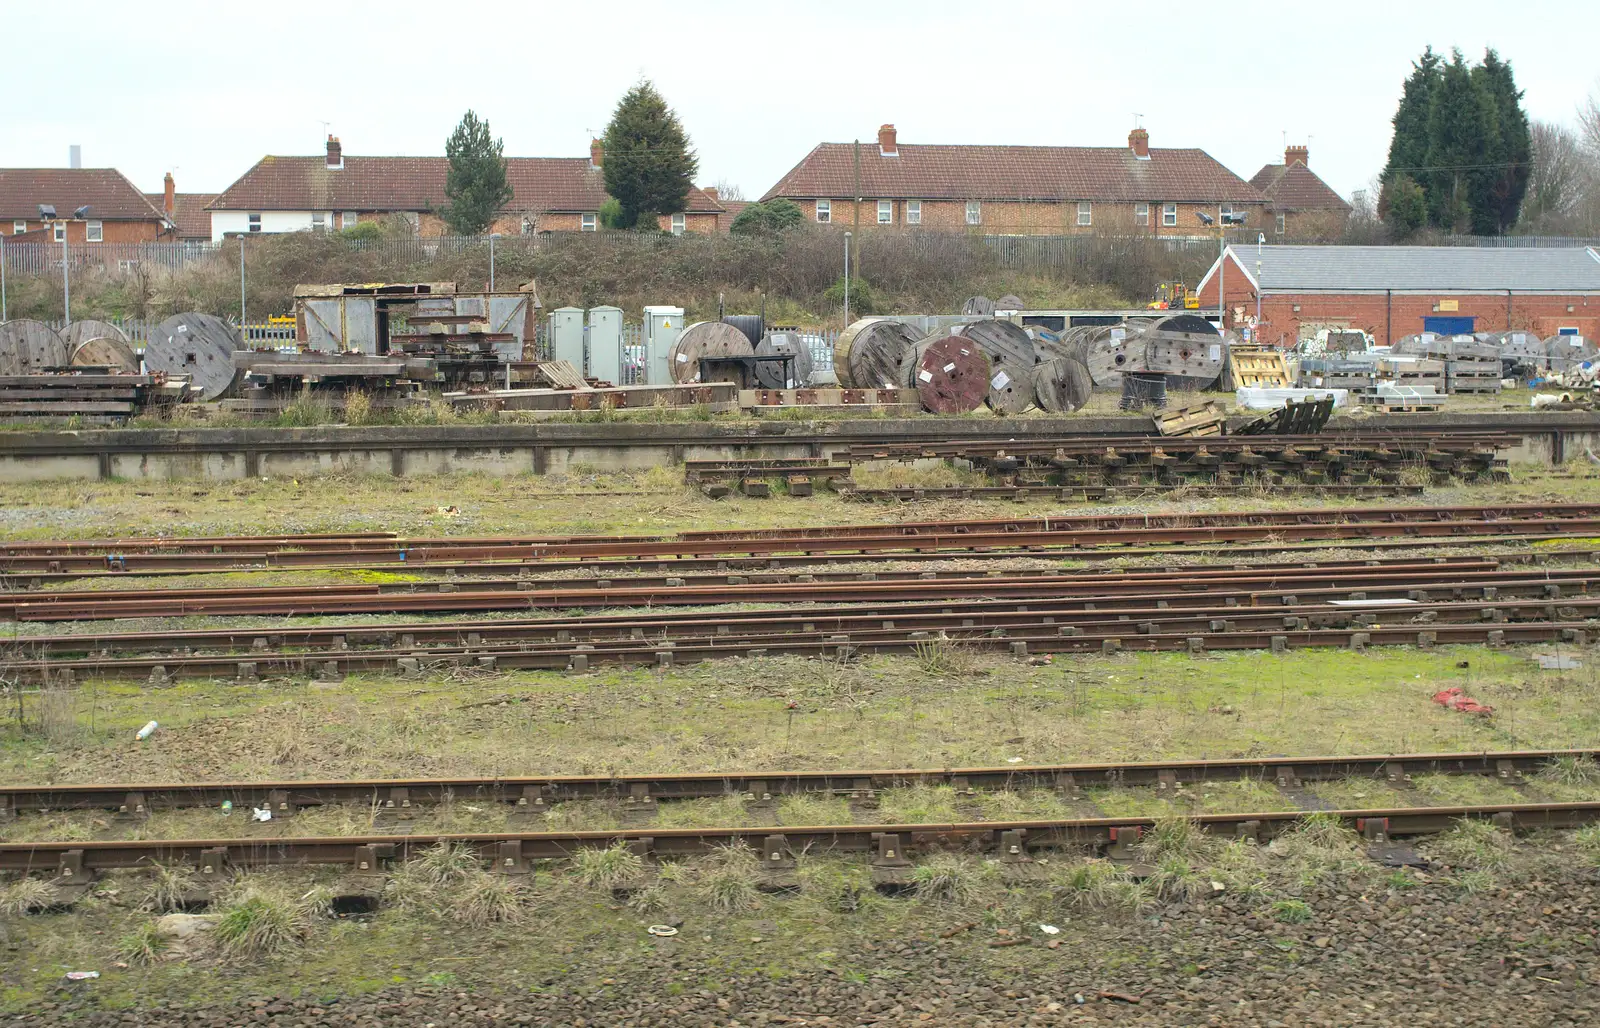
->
[5, 219, 166, 243]
[788, 198, 1267, 236]
[1195, 261, 1600, 345]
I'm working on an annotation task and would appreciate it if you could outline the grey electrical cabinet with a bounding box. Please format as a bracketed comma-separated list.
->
[548, 307, 586, 371]
[642, 305, 684, 385]
[587, 306, 624, 384]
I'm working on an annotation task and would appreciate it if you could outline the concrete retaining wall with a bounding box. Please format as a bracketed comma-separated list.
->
[0, 412, 1596, 483]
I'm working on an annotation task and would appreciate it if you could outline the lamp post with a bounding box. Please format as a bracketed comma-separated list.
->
[843, 231, 852, 329]
[1255, 232, 1265, 330]
[1, 233, 7, 322]
[239, 234, 247, 333]
[489, 233, 502, 292]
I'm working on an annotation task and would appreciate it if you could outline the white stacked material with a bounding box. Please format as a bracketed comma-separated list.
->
[1235, 387, 1350, 410]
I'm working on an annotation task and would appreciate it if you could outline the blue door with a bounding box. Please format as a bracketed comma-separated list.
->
[1423, 316, 1476, 335]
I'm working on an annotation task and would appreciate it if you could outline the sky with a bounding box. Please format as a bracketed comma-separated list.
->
[3, 0, 1597, 203]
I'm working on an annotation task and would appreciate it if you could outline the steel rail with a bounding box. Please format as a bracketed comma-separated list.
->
[4, 566, 1592, 622]
[1, 590, 1591, 666]
[7, 536, 1593, 584]
[1, 749, 1583, 818]
[9, 618, 1590, 682]
[4, 802, 1597, 873]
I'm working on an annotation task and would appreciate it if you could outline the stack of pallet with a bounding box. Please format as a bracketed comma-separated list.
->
[0, 372, 189, 422]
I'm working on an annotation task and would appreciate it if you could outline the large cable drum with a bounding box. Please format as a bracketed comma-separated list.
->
[1029, 334, 1093, 414]
[753, 331, 814, 389]
[146, 312, 241, 401]
[1489, 330, 1548, 374]
[1141, 314, 1224, 388]
[0, 319, 70, 374]
[1081, 323, 1145, 387]
[962, 296, 995, 316]
[666, 321, 754, 384]
[1545, 333, 1598, 373]
[61, 319, 130, 353]
[71, 336, 140, 372]
[911, 335, 990, 414]
[953, 320, 1036, 414]
[721, 315, 765, 347]
[834, 318, 919, 389]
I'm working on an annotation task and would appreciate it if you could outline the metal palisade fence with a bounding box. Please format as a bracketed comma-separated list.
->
[7, 230, 1600, 281]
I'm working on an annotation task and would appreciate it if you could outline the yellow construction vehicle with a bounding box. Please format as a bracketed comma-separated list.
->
[1148, 283, 1200, 309]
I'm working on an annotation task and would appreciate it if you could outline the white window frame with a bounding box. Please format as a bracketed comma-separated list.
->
[1219, 204, 1233, 219]
[671, 213, 686, 236]
[341, 212, 359, 229]
[906, 200, 921, 225]
[248, 213, 262, 232]
[11, 220, 24, 235]
[580, 213, 597, 232]
[965, 201, 981, 226]
[1077, 201, 1093, 227]
[85, 220, 103, 242]
[815, 199, 831, 223]
[311, 212, 327, 232]
[1135, 202, 1149, 226]
[1162, 203, 1177, 227]
[1275, 212, 1286, 234]
[877, 200, 892, 225]
[52, 221, 66, 242]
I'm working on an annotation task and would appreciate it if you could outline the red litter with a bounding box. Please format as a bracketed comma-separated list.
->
[1432, 687, 1493, 716]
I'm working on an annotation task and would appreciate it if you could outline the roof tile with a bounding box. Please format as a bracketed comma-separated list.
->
[0, 169, 167, 222]
[1250, 162, 1351, 212]
[145, 193, 217, 239]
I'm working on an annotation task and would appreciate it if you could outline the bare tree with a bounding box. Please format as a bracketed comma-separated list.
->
[1522, 120, 1584, 228]
[707, 179, 746, 202]
[1580, 81, 1600, 159]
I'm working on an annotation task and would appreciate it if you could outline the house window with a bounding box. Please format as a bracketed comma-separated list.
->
[906, 200, 921, 225]
[11, 220, 23, 235]
[311, 212, 326, 231]
[1077, 202, 1093, 227]
[1219, 204, 1233, 219]
[248, 213, 262, 232]
[53, 221, 66, 242]
[965, 201, 981, 225]
[341, 212, 359, 229]
[1275, 212, 1286, 235]
[877, 200, 892, 224]
[1162, 203, 1177, 227]
[815, 199, 831, 223]
[1135, 203, 1149, 226]
[85, 220, 103, 242]
[580, 213, 597, 232]
[671, 213, 686, 235]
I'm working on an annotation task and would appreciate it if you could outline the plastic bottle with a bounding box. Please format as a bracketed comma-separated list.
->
[135, 720, 158, 741]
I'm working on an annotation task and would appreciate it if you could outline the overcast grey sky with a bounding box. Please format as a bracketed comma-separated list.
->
[4, 0, 1596, 202]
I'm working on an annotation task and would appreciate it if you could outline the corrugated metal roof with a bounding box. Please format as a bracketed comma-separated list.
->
[1207, 245, 1600, 293]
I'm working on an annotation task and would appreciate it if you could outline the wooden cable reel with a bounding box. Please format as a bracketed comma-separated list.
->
[911, 335, 990, 413]
[0, 320, 70, 374]
[145, 313, 241, 401]
[753, 331, 814, 389]
[1029, 334, 1093, 414]
[953, 320, 1036, 414]
[1140, 314, 1225, 388]
[70, 337, 140, 372]
[833, 318, 919, 389]
[665, 321, 755, 384]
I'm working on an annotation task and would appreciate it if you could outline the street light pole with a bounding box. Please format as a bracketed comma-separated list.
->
[1, 233, 7, 322]
[1255, 232, 1264, 330]
[61, 229, 71, 326]
[239, 235, 247, 333]
[489, 233, 502, 292]
[843, 231, 852, 329]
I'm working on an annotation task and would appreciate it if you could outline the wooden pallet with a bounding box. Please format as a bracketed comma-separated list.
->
[1224, 348, 1292, 389]
[1153, 399, 1226, 437]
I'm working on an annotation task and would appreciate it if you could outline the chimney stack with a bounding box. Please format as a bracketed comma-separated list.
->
[1128, 128, 1150, 159]
[1285, 144, 1309, 167]
[590, 138, 603, 168]
[69, 144, 82, 169]
[163, 172, 175, 215]
[702, 187, 719, 202]
[326, 136, 343, 170]
[878, 123, 898, 156]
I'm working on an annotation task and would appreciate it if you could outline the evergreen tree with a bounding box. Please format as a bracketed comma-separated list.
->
[601, 81, 698, 228]
[1423, 50, 1486, 231]
[1472, 49, 1532, 234]
[439, 110, 514, 236]
[1384, 174, 1429, 236]
[730, 199, 805, 236]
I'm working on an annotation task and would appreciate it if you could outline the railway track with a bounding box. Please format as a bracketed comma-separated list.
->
[2, 560, 1592, 622]
[4, 803, 1597, 881]
[2, 749, 1586, 820]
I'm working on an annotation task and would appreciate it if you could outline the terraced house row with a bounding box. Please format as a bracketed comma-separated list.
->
[0, 126, 1352, 243]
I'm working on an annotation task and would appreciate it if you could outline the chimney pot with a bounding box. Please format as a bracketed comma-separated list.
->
[1128, 128, 1150, 159]
[163, 172, 175, 216]
[326, 135, 343, 170]
[590, 138, 603, 168]
[1285, 144, 1309, 167]
[878, 123, 897, 156]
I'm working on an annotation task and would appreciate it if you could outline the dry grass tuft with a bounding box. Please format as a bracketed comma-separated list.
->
[695, 844, 762, 914]
[211, 884, 311, 960]
[0, 876, 57, 916]
[572, 843, 644, 891]
[117, 919, 171, 965]
[910, 853, 992, 905]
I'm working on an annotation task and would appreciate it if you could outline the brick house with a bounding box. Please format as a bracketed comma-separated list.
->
[1195, 245, 1600, 345]
[0, 168, 175, 243]
[206, 137, 724, 241]
[759, 125, 1267, 236]
[144, 173, 217, 242]
[1248, 146, 1352, 241]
